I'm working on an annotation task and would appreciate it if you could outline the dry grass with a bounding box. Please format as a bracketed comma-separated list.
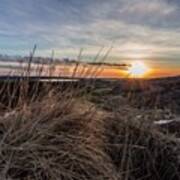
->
[0, 51, 179, 179]
[0, 90, 117, 180]
[104, 110, 180, 180]
[0, 84, 179, 180]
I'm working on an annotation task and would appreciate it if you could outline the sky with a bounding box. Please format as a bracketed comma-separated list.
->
[0, 0, 180, 77]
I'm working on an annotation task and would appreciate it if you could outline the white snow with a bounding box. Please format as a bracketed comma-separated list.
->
[154, 120, 176, 125]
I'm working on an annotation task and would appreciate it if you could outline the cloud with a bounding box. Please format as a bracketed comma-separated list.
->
[0, 0, 180, 69]
[120, 0, 176, 16]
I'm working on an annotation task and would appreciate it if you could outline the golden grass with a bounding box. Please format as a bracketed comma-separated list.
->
[0, 84, 178, 179]
[0, 49, 179, 179]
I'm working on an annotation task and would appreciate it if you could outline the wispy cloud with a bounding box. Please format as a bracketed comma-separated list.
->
[120, 0, 176, 16]
[0, 0, 179, 69]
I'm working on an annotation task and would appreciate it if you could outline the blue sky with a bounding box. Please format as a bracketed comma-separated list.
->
[0, 0, 180, 70]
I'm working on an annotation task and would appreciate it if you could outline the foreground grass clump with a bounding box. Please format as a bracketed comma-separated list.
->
[104, 110, 180, 180]
[0, 87, 179, 179]
[0, 91, 117, 180]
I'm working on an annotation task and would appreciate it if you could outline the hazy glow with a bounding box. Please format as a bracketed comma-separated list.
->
[128, 61, 149, 77]
[0, 0, 179, 78]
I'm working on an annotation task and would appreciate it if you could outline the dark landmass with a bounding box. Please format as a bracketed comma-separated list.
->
[0, 74, 180, 179]
[0, 75, 179, 113]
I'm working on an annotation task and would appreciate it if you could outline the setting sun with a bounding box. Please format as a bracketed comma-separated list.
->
[128, 61, 149, 78]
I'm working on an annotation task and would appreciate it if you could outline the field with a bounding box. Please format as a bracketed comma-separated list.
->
[0, 75, 179, 180]
[1, 0, 180, 179]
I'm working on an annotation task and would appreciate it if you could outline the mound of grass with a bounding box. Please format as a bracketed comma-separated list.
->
[0, 92, 117, 180]
[104, 110, 180, 180]
[0, 82, 179, 179]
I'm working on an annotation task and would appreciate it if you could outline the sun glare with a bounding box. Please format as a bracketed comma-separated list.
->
[128, 61, 149, 78]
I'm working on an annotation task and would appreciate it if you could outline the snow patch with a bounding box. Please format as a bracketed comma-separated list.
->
[154, 120, 176, 125]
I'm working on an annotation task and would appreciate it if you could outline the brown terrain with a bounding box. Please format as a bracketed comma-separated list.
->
[0, 75, 179, 179]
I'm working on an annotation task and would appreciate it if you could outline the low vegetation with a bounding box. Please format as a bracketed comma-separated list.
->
[0, 53, 179, 179]
[0, 76, 179, 180]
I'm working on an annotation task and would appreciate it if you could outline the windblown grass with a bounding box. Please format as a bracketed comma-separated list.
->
[0, 84, 179, 179]
[0, 49, 179, 179]
[0, 91, 117, 180]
